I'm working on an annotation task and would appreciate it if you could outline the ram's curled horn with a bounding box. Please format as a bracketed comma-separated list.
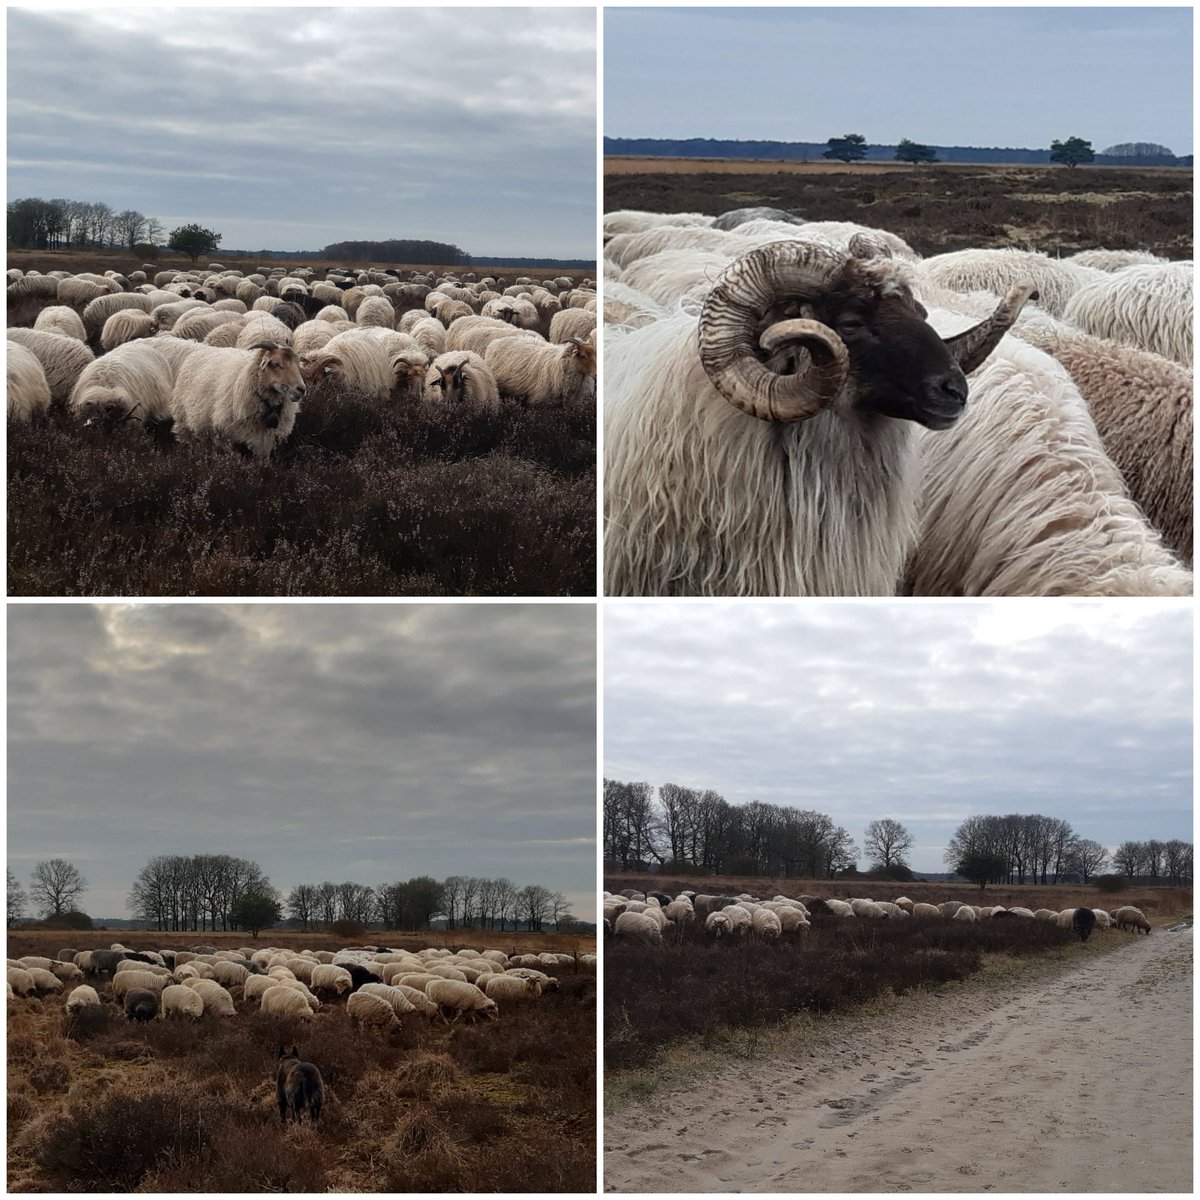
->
[941, 282, 1039, 374]
[698, 241, 852, 422]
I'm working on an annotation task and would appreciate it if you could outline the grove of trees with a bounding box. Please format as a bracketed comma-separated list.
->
[894, 138, 938, 164]
[823, 132, 868, 163]
[320, 238, 468, 265]
[8, 196, 165, 251]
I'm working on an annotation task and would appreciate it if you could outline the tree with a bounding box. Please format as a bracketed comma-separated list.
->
[231, 891, 281, 937]
[1114, 840, 1145, 877]
[30, 859, 86, 917]
[864, 818, 915, 871]
[1049, 136, 1095, 168]
[168, 223, 222, 263]
[287, 883, 319, 932]
[1066, 838, 1110, 882]
[113, 209, 147, 250]
[823, 133, 868, 163]
[549, 890, 572, 929]
[144, 216, 165, 247]
[894, 138, 938, 165]
[8, 870, 27, 926]
[955, 851, 1008, 892]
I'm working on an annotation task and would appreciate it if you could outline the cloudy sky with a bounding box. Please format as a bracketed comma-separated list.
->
[7, 6, 596, 257]
[605, 602, 1192, 872]
[9, 604, 596, 921]
[606, 7, 1193, 155]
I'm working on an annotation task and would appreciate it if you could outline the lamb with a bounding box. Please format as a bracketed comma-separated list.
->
[1013, 315, 1192, 562]
[604, 236, 1033, 596]
[184, 978, 237, 1016]
[7, 328, 96, 403]
[485, 335, 596, 407]
[424, 978, 499, 1023]
[64, 984, 101, 1012]
[1113, 905, 1152, 934]
[347, 989, 402, 1032]
[7, 342, 52, 420]
[34, 305, 88, 341]
[423, 350, 501, 413]
[160, 983, 205, 1019]
[171, 342, 305, 457]
[1062, 263, 1192, 365]
[277, 1046, 325, 1123]
[614, 910, 664, 945]
[261, 984, 317, 1019]
[918, 248, 1105, 318]
[905, 331, 1192, 596]
[309, 964, 354, 996]
[124, 988, 160, 1022]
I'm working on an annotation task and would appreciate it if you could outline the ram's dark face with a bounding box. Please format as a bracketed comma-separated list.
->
[813, 268, 969, 430]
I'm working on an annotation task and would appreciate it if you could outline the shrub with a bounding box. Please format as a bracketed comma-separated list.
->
[1095, 874, 1129, 894]
[330, 918, 367, 940]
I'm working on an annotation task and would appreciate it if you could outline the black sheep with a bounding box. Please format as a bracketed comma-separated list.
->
[1072, 907, 1097, 942]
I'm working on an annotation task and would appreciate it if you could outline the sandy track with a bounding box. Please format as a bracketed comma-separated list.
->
[605, 928, 1192, 1192]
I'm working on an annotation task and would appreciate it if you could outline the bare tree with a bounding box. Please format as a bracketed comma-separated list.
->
[863, 818, 915, 871]
[113, 208, 146, 250]
[549, 890, 572, 929]
[1114, 841, 1145, 877]
[8, 869, 27, 926]
[519, 884, 553, 932]
[287, 883, 319, 932]
[30, 858, 86, 917]
[1066, 838, 1110, 882]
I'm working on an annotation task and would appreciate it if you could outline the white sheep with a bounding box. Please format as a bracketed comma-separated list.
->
[7, 967, 36, 997]
[823, 899, 856, 918]
[69, 336, 201, 427]
[260, 984, 317, 1019]
[485, 334, 596, 407]
[750, 907, 783, 940]
[236, 312, 294, 348]
[64, 984, 102, 1012]
[7, 342, 51, 420]
[209, 961, 251, 988]
[1062, 263, 1192, 364]
[1069, 249, 1166, 272]
[184, 978, 237, 1016]
[423, 350, 501, 413]
[482, 973, 541, 1002]
[911, 902, 943, 918]
[101, 309, 158, 352]
[171, 342, 306, 457]
[81, 292, 154, 342]
[34, 304, 88, 341]
[160, 983, 205, 1019]
[1113, 905, 1152, 934]
[172, 308, 244, 343]
[614, 910, 664, 945]
[357, 982, 419, 1015]
[424, 978, 499, 1023]
[7, 328, 96, 404]
[407, 316, 448, 358]
[548, 307, 597, 344]
[309, 964, 353, 995]
[918, 248, 1105, 318]
[906, 330, 1192, 595]
[392, 983, 440, 1017]
[952, 905, 977, 922]
[355, 295, 396, 329]
[347, 989, 402, 1032]
[111, 970, 168, 1001]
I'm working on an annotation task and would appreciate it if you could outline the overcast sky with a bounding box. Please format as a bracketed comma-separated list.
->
[605, 602, 1192, 872]
[9, 604, 596, 921]
[606, 7, 1193, 155]
[7, 6, 596, 257]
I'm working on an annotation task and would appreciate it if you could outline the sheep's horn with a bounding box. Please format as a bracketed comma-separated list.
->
[758, 318, 849, 389]
[942, 283, 1039, 374]
[699, 240, 850, 422]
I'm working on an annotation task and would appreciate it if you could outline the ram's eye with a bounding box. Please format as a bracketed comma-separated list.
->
[837, 316, 865, 333]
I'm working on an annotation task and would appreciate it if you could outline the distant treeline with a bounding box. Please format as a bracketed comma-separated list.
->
[320, 237, 469, 264]
[127, 853, 581, 933]
[604, 137, 1192, 168]
[8, 196, 163, 251]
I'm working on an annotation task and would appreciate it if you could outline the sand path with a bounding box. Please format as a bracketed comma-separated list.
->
[605, 927, 1191, 1192]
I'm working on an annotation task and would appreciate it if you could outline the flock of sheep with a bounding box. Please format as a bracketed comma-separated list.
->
[7, 941, 596, 1030]
[603, 207, 1192, 596]
[7, 262, 598, 456]
[604, 885, 1155, 944]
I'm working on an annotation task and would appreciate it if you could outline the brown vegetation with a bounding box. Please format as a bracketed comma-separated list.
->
[604, 161, 1192, 259]
[7, 934, 595, 1193]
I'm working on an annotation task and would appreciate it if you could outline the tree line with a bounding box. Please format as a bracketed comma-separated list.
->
[7, 858, 87, 924]
[8, 196, 165, 251]
[320, 238, 469, 265]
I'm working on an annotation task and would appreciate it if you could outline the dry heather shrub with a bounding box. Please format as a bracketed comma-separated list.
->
[382, 1109, 467, 1191]
[393, 1051, 463, 1098]
[62, 1003, 116, 1041]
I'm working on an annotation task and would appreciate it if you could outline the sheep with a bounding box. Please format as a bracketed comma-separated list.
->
[160, 983, 205, 1019]
[56, 276, 115, 312]
[171, 341, 305, 457]
[7, 967, 37, 997]
[7, 327, 96, 405]
[124, 988, 160, 1022]
[267, 979, 321, 1010]
[392, 983, 440, 1017]
[357, 982, 420, 1015]
[604, 209, 716, 239]
[261, 984, 317, 1019]
[236, 312, 293, 349]
[184, 978, 237, 1016]
[423, 350, 501, 413]
[822, 898, 857, 918]
[48, 961, 84, 985]
[64, 984, 101, 1013]
[893, 897, 915, 913]
[1091, 908, 1113, 930]
[81, 291, 155, 343]
[355, 295, 396, 328]
[407, 316, 448, 357]
[1071, 907, 1097, 941]
[446, 314, 540, 358]
[424, 978, 499, 1024]
[604, 236, 1034, 596]
[485, 334, 596, 407]
[1069, 249, 1166, 272]
[34, 304, 88, 341]
[111, 970, 168, 1001]
[242, 974, 280, 1001]
[7, 341, 52, 421]
[115, 959, 171, 977]
[849, 898, 886, 919]
[1033, 909, 1057, 921]
[937, 901, 964, 918]
[1062, 263, 1192, 364]
[299, 331, 396, 401]
[911, 902, 943, 919]
[309, 964, 354, 996]
[1007, 907, 1036, 919]
[347, 989, 402, 1032]
[277, 1046, 325, 1123]
[951, 905, 977, 922]
[614, 910, 664, 945]
[751, 906, 783, 940]
[1013, 315, 1192, 562]
[482, 973, 541, 1002]
[171, 308, 243, 343]
[604, 281, 669, 330]
[1114, 905, 1152, 934]
[209, 960, 251, 988]
[918, 248, 1105, 318]
[905, 331, 1192, 596]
